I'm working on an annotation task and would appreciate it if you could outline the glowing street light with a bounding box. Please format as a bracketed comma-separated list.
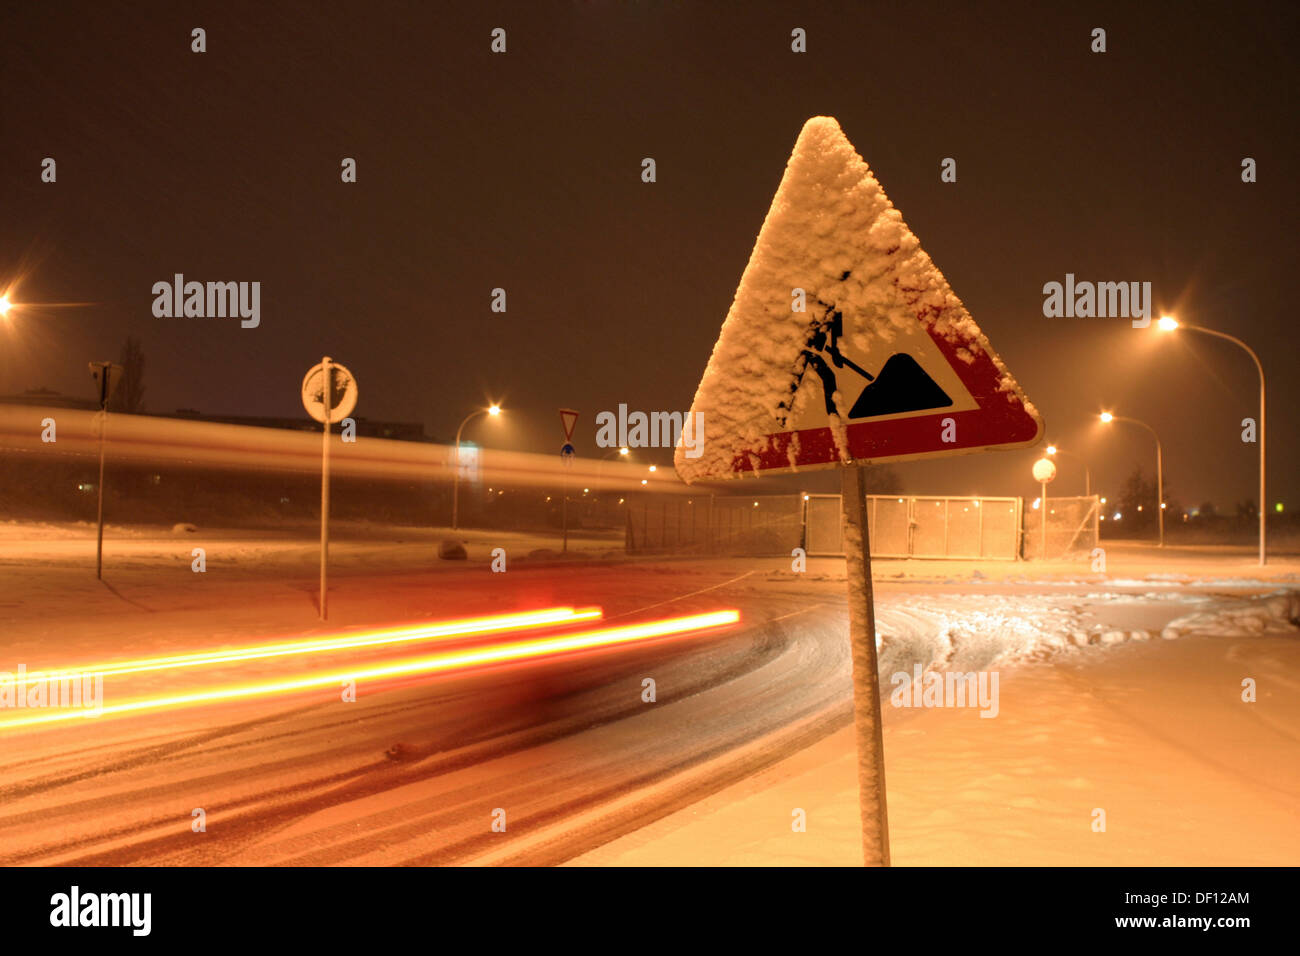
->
[1155, 314, 1266, 565]
[1100, 411, 1164, 547]
[0, 294, 11, 318]
[452, 402, 503, 530]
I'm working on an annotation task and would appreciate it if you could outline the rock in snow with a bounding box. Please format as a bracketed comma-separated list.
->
[437, 538, 468, 560]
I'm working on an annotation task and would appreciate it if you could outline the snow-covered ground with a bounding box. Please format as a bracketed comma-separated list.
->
[0, 520, 1296, 865]
[572, 589, 1300, 866]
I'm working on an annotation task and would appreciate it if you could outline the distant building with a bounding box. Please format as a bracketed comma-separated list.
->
[166, 409, 430, 442]
[0, 387, 100, 411]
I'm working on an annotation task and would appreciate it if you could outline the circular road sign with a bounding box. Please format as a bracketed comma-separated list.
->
[1031, 457, 1057, 483]
[302, 359, 358, 424]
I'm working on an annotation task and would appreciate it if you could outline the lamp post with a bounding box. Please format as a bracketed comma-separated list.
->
[1046, 444, 1091, 497]
[451, 403, 501, 530]
[1100, 411, 1164, 547]
[594, 446, 629, 486]
[1157, 316, 1266, 566]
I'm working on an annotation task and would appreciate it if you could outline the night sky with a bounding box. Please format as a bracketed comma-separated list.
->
[1, 1, 1294, 509]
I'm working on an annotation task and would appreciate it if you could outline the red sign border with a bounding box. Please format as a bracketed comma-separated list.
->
[730, 305, 1042, 474]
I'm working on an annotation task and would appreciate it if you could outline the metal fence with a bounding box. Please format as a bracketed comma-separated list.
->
[1021, 494, 1101, 560]
[805, 494, 1022, 560]
[625, 495, 804, 555]
[627, 492, 1099, 560]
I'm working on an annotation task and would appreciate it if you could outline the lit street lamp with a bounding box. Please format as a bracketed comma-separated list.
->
[451, 403, 501, 530]
[1157, 316, 1267, 566]
[1100, 411, 1164, 547]
[1046, 443, 1091, 496]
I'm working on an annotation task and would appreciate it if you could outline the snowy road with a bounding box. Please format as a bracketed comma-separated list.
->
[0, 529, 1296, 865]
[0, 562, 858, 864]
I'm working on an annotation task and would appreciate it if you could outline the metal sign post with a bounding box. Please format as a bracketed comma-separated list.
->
[559, 409, 578, 553]
[841, 463, 891, 866]
[320, 357, 332, 619]
[88, 362, 122, 581]
[302, 357, 358, 621]
[1032, 457, 1056, 560]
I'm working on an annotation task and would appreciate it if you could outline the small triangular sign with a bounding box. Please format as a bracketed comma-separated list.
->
[675, 117, 1042, 482]
[559, 408, 579, 442]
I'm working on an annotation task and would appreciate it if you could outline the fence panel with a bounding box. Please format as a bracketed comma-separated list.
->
[1022, 495, 1100, 559]
[630, 492, 1028, 560]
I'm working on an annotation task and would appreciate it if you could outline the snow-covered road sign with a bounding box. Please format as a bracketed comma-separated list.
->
[675, 116, 1041, 482]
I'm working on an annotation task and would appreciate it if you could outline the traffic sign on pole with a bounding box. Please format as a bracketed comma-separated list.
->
[673, 117, 1043, 866]
[675, 120, 1040, 483]
[303, 358, 358, 620]
[559, 408, 579, 443]
[558, 410, 578, 552]
[302, 360, 358, 424]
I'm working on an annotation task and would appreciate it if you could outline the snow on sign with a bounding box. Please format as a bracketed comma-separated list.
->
[675, 117, 1042, 482]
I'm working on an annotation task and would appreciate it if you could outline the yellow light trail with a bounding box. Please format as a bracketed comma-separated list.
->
[0, 609, 741, 731]
[15, 606, 603, 684]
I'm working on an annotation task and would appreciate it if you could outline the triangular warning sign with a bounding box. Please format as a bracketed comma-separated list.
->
[675, 117, 1041, 482]
[559, 408, 580, 442]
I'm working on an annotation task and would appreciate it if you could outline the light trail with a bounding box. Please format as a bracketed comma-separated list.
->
[0, 405, 690, 493]
[0, 609, 741, 731]
[15, 606, 603, 684]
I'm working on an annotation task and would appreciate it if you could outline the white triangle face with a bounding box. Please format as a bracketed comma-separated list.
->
[784, 297, 979, 432]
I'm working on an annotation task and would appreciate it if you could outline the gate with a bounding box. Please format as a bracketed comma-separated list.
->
[1021, 495, 1100, 559]
[805, 494, 1021, 560]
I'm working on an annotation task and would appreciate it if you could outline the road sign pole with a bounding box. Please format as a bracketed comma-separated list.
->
[558, 410, 579, 553]
[1041, 480, 1047, 560]
[320, 356, 332, 621]
[92, 362, 112, 581]
[840, 463, 891, 867]
[95, 406, 107, 580]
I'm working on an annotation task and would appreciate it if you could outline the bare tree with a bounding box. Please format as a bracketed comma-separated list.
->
[110, 335, 146, 413]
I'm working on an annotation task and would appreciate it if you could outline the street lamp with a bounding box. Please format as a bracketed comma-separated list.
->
[1046, 443, 1092, 496]
[594, 446, 630, 487]
[1100, 411, 1164, 547]
[0, 294, 11, 318]
[451, 403, 502, 530]
[1156, 316, 1267, 566]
